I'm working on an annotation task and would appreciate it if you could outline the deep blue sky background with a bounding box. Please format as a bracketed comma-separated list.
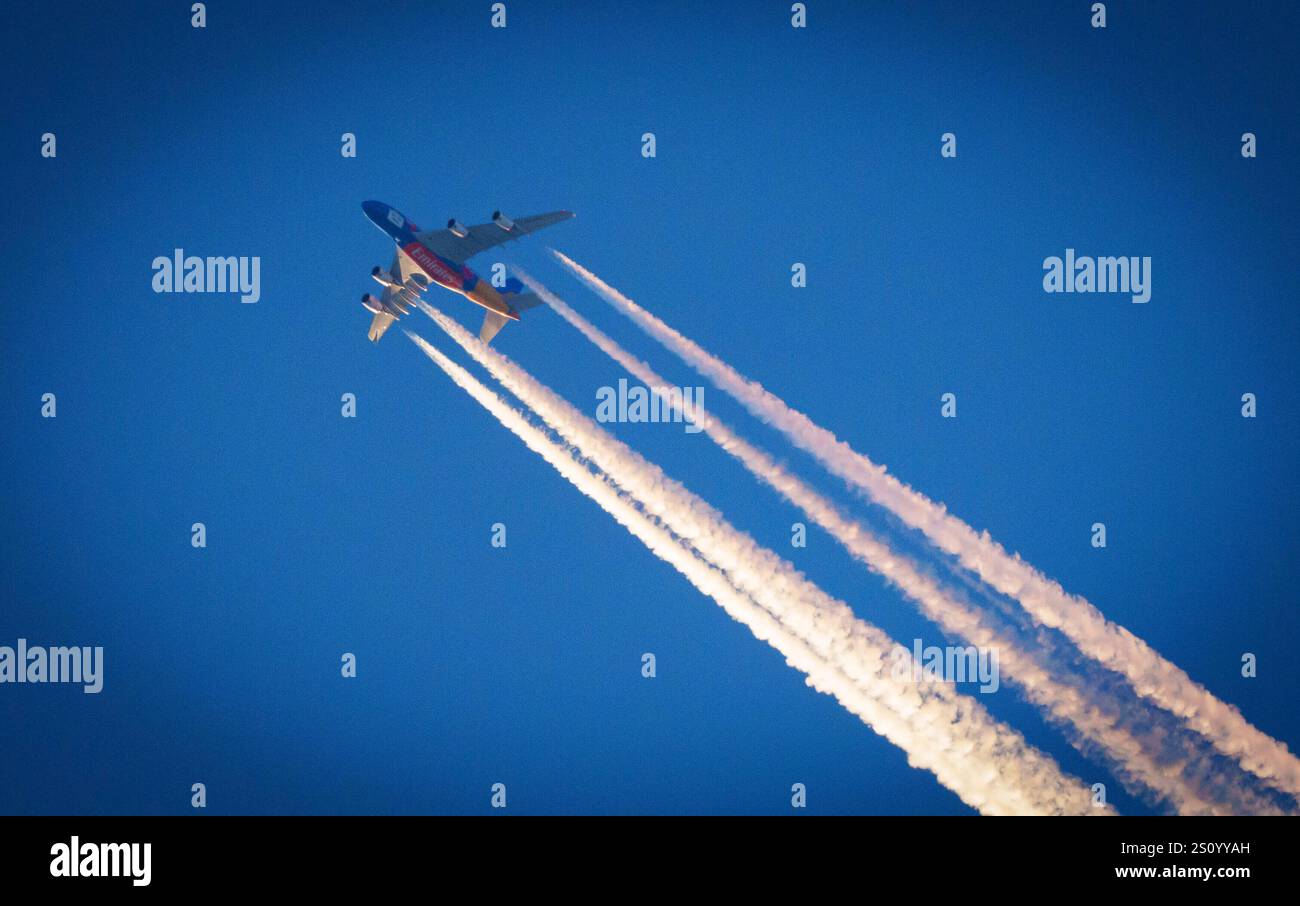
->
[2, 1, 1297, 815]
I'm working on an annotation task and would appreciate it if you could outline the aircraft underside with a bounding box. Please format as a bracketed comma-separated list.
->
[359, 200, 573, 343]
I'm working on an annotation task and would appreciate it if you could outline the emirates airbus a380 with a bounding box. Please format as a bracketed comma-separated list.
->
[359, 200, 573, 344]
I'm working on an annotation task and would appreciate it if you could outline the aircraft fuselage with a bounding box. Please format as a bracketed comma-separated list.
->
[362, 200, 518, 321]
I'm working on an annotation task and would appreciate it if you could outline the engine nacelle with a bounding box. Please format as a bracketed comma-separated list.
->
[447, 219, 470, 238]
[492, 210, 515, 231]
[371, 266, 397, 288]
[361, 293, 383, 314]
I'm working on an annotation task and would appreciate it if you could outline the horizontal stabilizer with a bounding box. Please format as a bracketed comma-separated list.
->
[509, 293, 545, 312]
[480, 310, 510, 344]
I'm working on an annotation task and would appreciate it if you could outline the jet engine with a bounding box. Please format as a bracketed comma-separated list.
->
[492, 210, 515, 231]
[370, 266, 397, 288]
[361, 293, 384, 314]
[447, 219, 470, 238]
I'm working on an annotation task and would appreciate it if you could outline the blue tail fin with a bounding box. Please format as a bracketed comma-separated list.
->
[500, 275, 545, 313]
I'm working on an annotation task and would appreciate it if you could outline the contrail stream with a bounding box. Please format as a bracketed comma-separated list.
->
[515, 269, 1283, 816]
[550, 249, 1300, 800]
[410, 312, 1106, 816]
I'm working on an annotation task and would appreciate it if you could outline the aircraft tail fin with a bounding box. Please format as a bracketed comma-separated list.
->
[501, 277, 545, 313]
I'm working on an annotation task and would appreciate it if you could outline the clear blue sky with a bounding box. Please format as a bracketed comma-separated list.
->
[2, 1, 1297, 815]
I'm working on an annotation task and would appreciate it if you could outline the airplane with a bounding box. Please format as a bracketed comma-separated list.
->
[359, 200, 574, 344]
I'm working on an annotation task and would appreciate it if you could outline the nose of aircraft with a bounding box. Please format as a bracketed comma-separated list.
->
[362, 200, 386, 224]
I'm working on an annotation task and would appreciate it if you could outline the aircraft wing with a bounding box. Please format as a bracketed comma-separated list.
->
[367, 252, 418, 343]
[392, 248, 423, 284]
[416, 211, 574, 265]
[368, 310, 396, 343]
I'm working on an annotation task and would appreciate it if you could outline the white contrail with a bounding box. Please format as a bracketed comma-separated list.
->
[516, 269, 1283, 816]
[551, 249, 1300, 799]
[412, 309, 1104, 815]
[406, 329, 1099, 815]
